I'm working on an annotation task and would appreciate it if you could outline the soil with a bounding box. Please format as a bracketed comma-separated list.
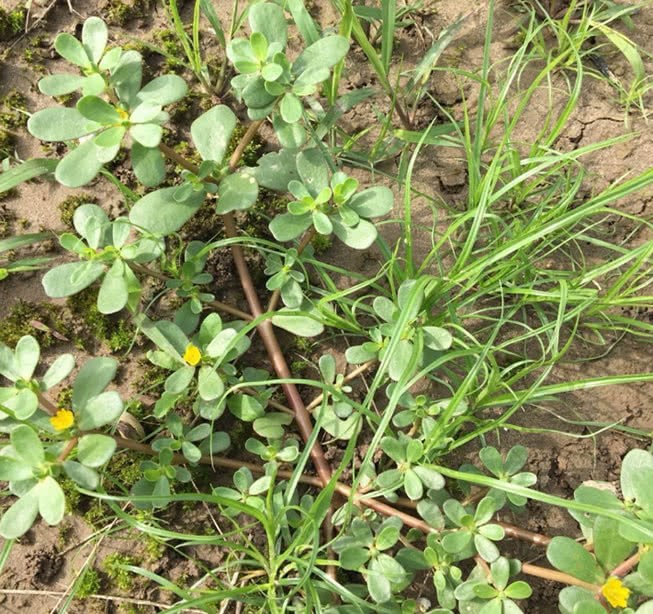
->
[0, 0, 651, 612]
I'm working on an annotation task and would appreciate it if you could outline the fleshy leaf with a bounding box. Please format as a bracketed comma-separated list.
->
[190, 105, 237, 164]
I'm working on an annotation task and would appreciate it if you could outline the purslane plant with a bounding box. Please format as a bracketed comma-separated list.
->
[1, 8, 653, 613]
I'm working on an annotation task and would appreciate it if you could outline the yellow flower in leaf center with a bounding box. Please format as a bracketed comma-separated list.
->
[183, 343, 202, 366]
[601, 577, 630, 609]
[50, 409, 75, 431]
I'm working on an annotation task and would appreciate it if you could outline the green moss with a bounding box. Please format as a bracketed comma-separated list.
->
[107, 451, 144, 487]
[102, 553, 136, 591]
[137, 359, 167, 393]
[0, 8, 25, 42]
[143, 535, 165, 562]
[58, 194, 97, 229]
[168, 90, 212, 123]
[67, 287, 137, 353]
[83, 500, 108, 527]
[290, 359, 309, 375]
[21, 36, 49, 74]
[104, 0, 153, 27]
[59, 478, 82, 513]
[172, 140, 202, 168]
[154, 29, 185, 72]
[225, 123, 264, 168]
[311, 233, 333, 254]
[293, 337, 312, 353]
[57, 386, 73, 410]
[0, 300, 68, 348]
[0, 205, 15, 237]
[0, 90, 27, 130]
[75, 568, 101, 600]
[242, 190, 288, 240]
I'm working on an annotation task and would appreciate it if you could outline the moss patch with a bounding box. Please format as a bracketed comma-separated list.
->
[103, 0, 154, 27]
[58, 194, 98, 229]
[66, 287, 137, 353]
[102, 552, 136, 591]
[75, 568, 101, 600]
[0, 7, 25, 42]
[0, 300, 68, 348]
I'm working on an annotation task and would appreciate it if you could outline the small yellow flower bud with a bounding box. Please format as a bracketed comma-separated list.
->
[50, 409, 75, 431]
[183, 343, 202, 366]
[601, 577, 630, 609]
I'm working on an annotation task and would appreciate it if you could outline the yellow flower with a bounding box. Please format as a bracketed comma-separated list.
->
[183, 343, 202, 366]
[50, 409, 75, 431]
[601, 577, 630, 609]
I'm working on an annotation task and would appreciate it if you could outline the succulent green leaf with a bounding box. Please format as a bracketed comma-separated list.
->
[198, 366, 224, 401]
[272, 306, 324, 337]
[272, 114, 306, 150]
[77, 96, 121, 124]
[253, 413, 293, 439]
[216, 172, 259, 214]
[474, 534, 500, 562]
[72, 356, 117, 411]
[332, 218, 378, 250]
[130, 123, 163, 148]
[296, 149, 329, 195]
[11, 425, 44, 467]
[292, 35, 349, 76]
[77, 390, 123, 430]
[136, 74, 188, 106]
[55, 139, 105, 188]
[42, 261, 105, 298]
[131, 143, 165, 187]
[227, 394, 265, 421]
[0, 456, 34, 482]
[83, 72, 107, 96]
[129, 187, 205, 235]
[0, 488, 39, 539]
[111, 50, 143, 106]
[82, 17, 108, 63]
[3, 389, 38, 420]
[165, 366, 195, 394]
[280, 93, 303, 124]
[54, 32, 91, 67]
[191, 105, 237, 164]
[14, 335, 39, 380]
[621, 449, 653, 501]
[252, 150, 299, 191]
[442, 530, 472, 554]
[63, 461, 99, 490]
[97, 259, 129, 314]
[269, 212, 312, 242]
[249, 2, 288, 48]
[74, 203, 110, 248]
[38, 476, 66, 525]
[348, 186, 393, 218]
[27, 107, 99, 142]
[38, 73, 87, 96]
[94, 126, 126, 148]
[77, 434, 117, 467]
[414, 466, 445, 490]
[546, 537, 603, 584]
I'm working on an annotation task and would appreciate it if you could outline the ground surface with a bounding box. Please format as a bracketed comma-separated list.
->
[0, 0, 652, 612]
